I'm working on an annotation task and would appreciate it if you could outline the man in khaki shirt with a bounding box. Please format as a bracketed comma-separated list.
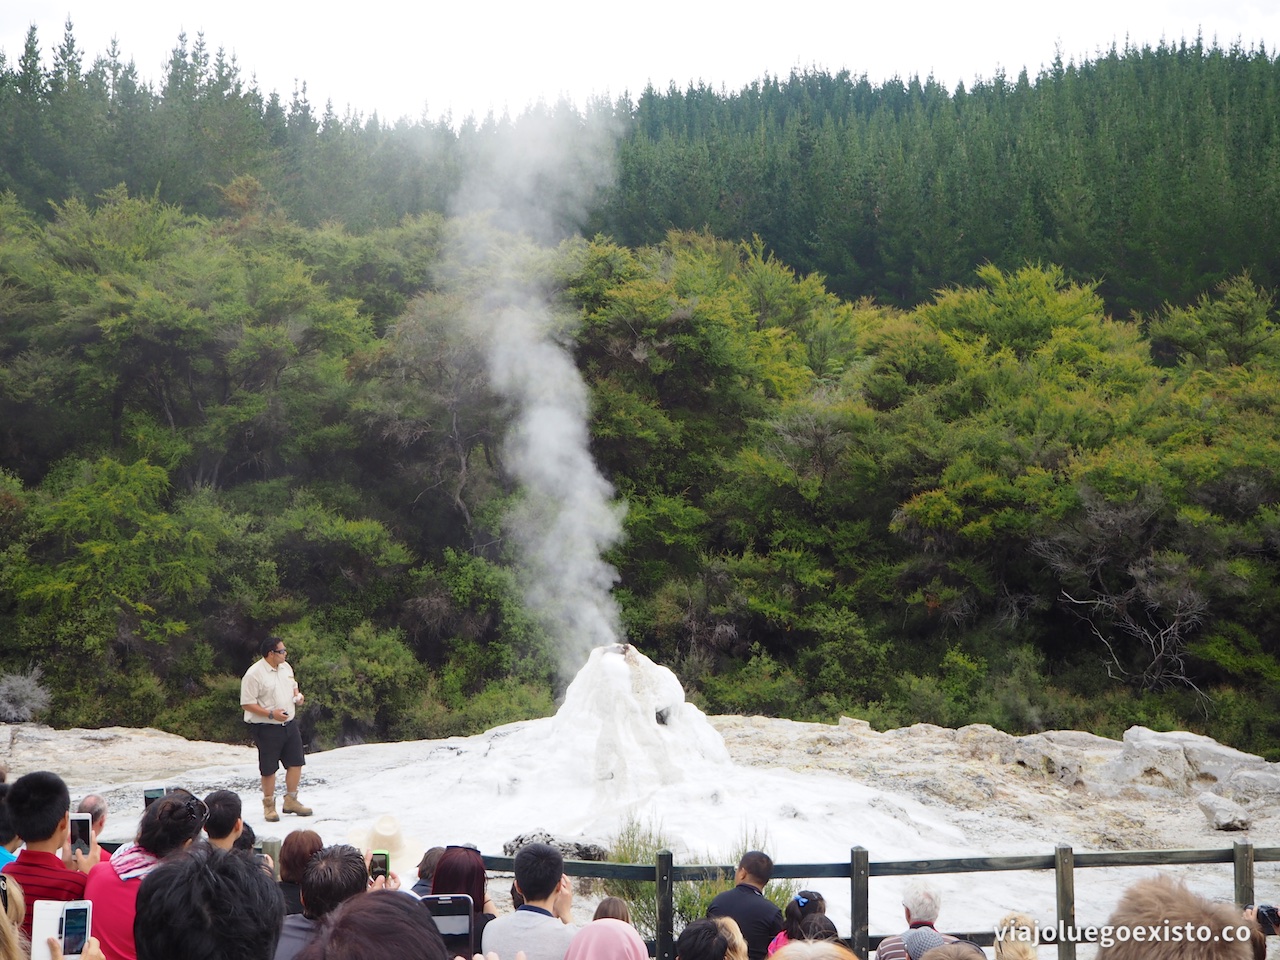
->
[240, 636, 313, 821]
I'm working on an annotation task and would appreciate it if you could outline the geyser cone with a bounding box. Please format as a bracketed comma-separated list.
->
[553, 644, 731, 795]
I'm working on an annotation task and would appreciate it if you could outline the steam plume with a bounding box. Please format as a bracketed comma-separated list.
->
[449, 103, 625, 676]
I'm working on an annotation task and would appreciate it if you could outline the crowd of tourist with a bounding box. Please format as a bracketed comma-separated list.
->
[0, 768, 1273, 960]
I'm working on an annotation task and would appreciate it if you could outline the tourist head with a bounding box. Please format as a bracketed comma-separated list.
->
[0, 784, 15, 848]
[919, 947, 986, 960]
[773, 942, 857, 960]
[513, 841, 563, 902]
[1096, 875, 1253, 960]
[902, 880, 942, 923]
[431, 845, 488, 917]
[713, 916, 748, 960]
[204, 789, 244, 844]
[736, 851, 773, 887]
[783, 891, 826, 940]
[296, 890, 448, 960]
[4, 771, 70, 844]
[236, 820, 258, 853]
[417, 845, 446, 882]
[593, 896, 632, 923]
[137, 791, 208, 858]
[77, 794, 109, 835]
[567, 917, 649, 960]
[301, 844, 369, 921]
[1, 871, 25, 942]
[134, 844, 284, 960]
[280, 829, 325, 884]
[799, 915, 839, 942]
[677, 918, 731, 960]
[993, 912, 1037, 960]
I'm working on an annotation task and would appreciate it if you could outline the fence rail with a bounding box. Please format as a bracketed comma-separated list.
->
[482, 842, 1280, 960]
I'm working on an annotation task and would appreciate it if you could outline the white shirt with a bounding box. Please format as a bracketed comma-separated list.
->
[240, 657, 297, 724]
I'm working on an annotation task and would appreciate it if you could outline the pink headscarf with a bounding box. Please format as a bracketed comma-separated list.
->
[566, 918, 650, 960]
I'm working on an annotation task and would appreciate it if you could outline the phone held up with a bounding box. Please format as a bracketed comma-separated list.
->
[421, 894, 474, 958]
[68, 812, 93, 858]
[369, 850, 390, 880]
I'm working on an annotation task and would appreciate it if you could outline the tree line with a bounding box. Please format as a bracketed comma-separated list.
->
[2, 24, 1279, 755]
[5, 23, 1280, 314]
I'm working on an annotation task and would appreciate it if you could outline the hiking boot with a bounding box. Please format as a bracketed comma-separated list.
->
[283, 792, 312, 816]
[263, 796, 279, 822]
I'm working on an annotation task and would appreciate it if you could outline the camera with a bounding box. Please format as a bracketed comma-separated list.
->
[1248, 904, 1280, 936]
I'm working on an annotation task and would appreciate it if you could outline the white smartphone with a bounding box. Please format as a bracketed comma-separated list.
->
[68, 812, 93, 857]
[60, 901, 92, 960]
[31, 900, 92, 960]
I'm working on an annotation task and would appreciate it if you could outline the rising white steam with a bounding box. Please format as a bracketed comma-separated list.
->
[447, 103, 625, 675]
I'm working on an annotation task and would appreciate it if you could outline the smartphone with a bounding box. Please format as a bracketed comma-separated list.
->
[69, 812, 93, 856]
[422, 894, 473, 958]
[369, 850, 390, 880]
[143, 787, 165, 808]
[60, 901, 92, 960]
[31, 900, 92, 960]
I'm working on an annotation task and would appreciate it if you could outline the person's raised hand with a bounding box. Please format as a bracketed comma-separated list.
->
[48, 935, 107, 960]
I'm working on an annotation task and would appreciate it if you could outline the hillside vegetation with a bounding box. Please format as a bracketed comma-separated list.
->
[2, 25, 1280, 756]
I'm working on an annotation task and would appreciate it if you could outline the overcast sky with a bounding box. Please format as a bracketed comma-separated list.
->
[3, 1, 1279, 124]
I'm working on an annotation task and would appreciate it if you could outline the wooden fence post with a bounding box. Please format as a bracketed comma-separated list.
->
[1234, 841, 1255, 908]
[657, 850, 674, 960]
[851, 847, 870, 960]
[1054, 844, 1076, 960]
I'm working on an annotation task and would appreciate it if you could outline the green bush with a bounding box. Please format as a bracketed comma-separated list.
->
[602, 816, 797, 938]
[394, 675, 556, 741]
[285, 621, 424, 747]
[697, 649, 808, 717]
[156, 674, 249, 744]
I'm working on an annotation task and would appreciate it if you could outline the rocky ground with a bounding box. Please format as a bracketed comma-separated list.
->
[4, 715, 1278, 857]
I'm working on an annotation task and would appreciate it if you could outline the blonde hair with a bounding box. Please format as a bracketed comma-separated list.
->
[0, 874, 25, 960]
[994, 912, 1037, 960]
[771, 941, 858, 960]
[1097, 875, 1252, 960]
[713, 916, 749, 960]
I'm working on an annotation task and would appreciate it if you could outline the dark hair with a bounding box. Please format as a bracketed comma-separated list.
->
[296, 891, 447, 960]
[510, 882, 524, 908]
[783, 891, 826, 941]
[431, 846, 487, 920]
[738, 851, 773, 884]
[513, 842, 563, 902]
[235, 821, 257, 853]
[593, 896, 632, 923]
[301, 845, 368, 920]
[0, 784, 14, 846]
[5, 771, 70, 843]
[280, 830, 324, 884]
[134, 845, 284, 960]
[137, 792, 208, 858]
[260, 636, 285, 657]
[204, 790, 243, 842]
[417, 846, 445, 882]
[800, 915, 840, 942]
[677, 919, 730, 960]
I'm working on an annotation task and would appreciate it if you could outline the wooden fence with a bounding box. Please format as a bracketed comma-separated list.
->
[482, 842, 1280, 960]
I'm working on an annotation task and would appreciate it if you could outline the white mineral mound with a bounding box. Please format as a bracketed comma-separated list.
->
[4, 644, 1279, 950]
